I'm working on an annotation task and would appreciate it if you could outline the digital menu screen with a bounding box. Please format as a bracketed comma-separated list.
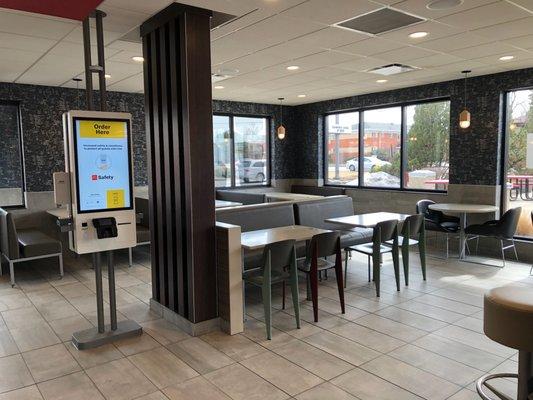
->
[74, 118, 133, 213]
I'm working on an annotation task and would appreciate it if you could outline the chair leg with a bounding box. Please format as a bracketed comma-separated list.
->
[500, 240, 506, 268]
[392, 247, 400, 292]
[59, 254, 64, 277]
[310, 268, 319, 323]
[262, 281, 272, 340]
[282, 281, 286, 310]
[128, 248, 133, 268]
[334, 266, 345, 315]
[367, 255, 371, 282]
[289, 266, 300, 329]
[476, 236, 480, 255]
[512, 239, 519, 261]
[401, 243, 409, 286]
[344, 250, 348, 288]
[306, 274, 311, 301]
[372, 252, 380, 297]
[9, 261, 15, 287]
[446, 234, 449, 258]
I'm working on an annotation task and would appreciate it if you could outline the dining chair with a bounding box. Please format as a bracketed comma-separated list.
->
[416, 199, 460, 258]
[297, 231, 344, 322]
[385, 214, 426, 286]
[243, 239, 300, 340]
[348, 220, 400, 297]
[465, 207, 521, 268]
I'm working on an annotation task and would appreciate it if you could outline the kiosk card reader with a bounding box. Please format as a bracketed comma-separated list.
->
[63, 110, 141, 350]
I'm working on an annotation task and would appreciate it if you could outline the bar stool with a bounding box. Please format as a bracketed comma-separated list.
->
[476, 286, 533, 400]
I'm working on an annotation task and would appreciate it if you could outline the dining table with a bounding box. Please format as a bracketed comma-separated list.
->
[325, 211, 411, 229]
[265, 192, 323, 202]
[215, 199, 243, 208]
[428, 203, 499, 259]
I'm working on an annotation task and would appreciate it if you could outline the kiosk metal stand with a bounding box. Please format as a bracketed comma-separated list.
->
[72, 250, 142, 350]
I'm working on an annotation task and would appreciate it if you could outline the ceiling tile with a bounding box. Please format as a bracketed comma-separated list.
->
[291, 50, 360, 69]
[335, 37, 402, 56]
[407, 53, 464, 68]
[281, 0, 382, 25]
[417, 32, 494, 52]
[450, 41, 520, 59]
[437, 1, 526, 30]
[0, 9, 76, 39]
[0, 32, 56, 53]
[372, 45, 438, 62]
[471, 17, 533, 41]
[390, 0, 495, 19]
[502, 33, 533, 50]
[378, 20, 464, 42]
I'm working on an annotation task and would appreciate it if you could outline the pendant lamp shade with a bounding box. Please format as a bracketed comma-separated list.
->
[460, 70, 471, 129]
[277, 97, 285, 140]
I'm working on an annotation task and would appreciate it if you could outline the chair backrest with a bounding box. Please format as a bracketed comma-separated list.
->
[372, 220, 398, 244]
[402, 214, 424, 238]
[416, 199, 441, 223]
[261, 239, 296, 273]
[294, 196, 354, 230]
[0, 208, 19, 259]
[291, 185, 345, 196]
[497, 207, 522, 239]
[306, 231, 340, 263]
[216, 202, 295, 232]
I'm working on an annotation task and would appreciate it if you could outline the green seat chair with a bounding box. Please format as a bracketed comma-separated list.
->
[297, 231, 345, 323]
[348, 220, 400, 297]
[385, 214, 427, 286]
[243, 239, 300, 340]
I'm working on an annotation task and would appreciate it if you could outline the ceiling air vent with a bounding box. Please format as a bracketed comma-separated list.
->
[211, 11, 239, 29]
[367, 63, 418, 76]
[337, 8, 424, 35]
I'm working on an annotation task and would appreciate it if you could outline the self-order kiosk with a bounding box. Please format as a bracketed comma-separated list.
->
[61, 110, 142, 349]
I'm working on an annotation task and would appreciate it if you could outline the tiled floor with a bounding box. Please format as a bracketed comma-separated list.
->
[0, 247, 531, 400]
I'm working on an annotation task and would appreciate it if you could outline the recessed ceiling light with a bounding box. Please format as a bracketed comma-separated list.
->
[409, 31, 428, 39]
[214, 85, 224, 89]
[104, 74, 111, 79]
[427, 0, 463, 10]
[499, 55, 514, 61]
[297, 94, 306, 98]
[287, 65, 300, 71]
[376, 79, 388, 83]
[132, 56, 144, 62]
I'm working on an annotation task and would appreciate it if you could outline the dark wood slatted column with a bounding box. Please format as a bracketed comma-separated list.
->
[141, 3, 216, 324]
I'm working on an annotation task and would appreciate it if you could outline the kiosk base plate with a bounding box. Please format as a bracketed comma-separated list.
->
[72, 320, 142, 350]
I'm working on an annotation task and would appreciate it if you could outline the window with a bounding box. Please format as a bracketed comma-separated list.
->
[503, 89, 533, 239]
[324, 99, 451, 191]
[0, 101, 25, 207]
[213, 114, 269, 187]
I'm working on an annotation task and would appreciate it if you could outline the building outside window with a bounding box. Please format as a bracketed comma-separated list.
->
[213, 114, 269, 188]
[0, 101, 25, 207]
[325, 99, 451, 191]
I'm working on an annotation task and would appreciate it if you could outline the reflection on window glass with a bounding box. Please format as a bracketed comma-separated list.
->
[212, 115, 269, 188]
[0, 102, 24, 207]
[504, 89, 533, 239]
[405, 101, 450, 191]
[326, 112, 359, 186]
[234, 117, 268, 186]
[363, 107, 401, 188]
[213, 115, 231, 188]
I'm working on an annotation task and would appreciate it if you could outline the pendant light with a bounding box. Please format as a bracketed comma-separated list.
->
[277, 97, 286, 140]
[459, 70, 471, 129]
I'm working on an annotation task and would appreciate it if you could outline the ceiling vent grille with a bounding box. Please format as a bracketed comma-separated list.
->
[337, 8, 424, 35]
[366, 63, 418, 76]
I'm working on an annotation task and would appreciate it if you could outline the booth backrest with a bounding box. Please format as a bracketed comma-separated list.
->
[135, 197, 150, 228]
[0, 208, 19, 259]
[216, 190, 266, 205]
[294, 196, 354, 230]
[216, 202, 295, 232]
[291, 185, 345, 197]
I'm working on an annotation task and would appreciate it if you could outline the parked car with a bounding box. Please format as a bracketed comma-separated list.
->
[238, 159, 267, 183]
[345, 156, 391, 172]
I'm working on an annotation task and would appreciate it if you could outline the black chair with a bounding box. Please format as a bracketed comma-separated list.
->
[416, 199, 461, 258]
[243, 239, 300, 339]
[297, 231, 344, 322]
[465, 207, 522, 268]
[348, 220, 400, 297]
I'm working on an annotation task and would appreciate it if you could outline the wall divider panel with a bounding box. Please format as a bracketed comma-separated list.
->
[141, 3, 216, 325]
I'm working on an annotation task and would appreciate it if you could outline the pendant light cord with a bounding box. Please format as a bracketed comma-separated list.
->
[461, 70, 470, 109]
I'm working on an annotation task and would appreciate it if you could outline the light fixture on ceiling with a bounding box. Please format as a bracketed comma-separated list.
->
[214, 85, 225, 89]
[277, 97, 286, 140]
[376, 79, 388, 83]
[297, 94, 306, 98]
[132, 56, 144, 62]
[286, 65, 299, 71]
[409, 31, 428, 39]
[459, 70, 471, 129]
[427, 0, 463, 10]
[499, 55, 514, 61]
[104, 74, 111, 79]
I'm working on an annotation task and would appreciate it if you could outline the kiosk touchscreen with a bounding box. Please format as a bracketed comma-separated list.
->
[63, 110, 136, 254]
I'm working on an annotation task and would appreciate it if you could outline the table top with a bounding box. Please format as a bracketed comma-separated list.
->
[425, 179, 449, 184]
[265, 192, 323, 201]
[46, 208, 70, 219]
[325, 212, 411, 228]
[241, 225, 329, 251]
[508, 175, 533, 179]
[428, 203, 499, 214]
[216, 200, 243, 208]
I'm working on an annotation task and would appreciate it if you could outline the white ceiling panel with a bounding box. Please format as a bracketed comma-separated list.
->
[280, 0, 382, 25]
[372, 45, 438, 63]
[471, 17, 533, 41]
[437, 1, 526, 30]
[335, 38, 402, 56]
[417, 32, 495, 53]
[450, 41, 522, 59]
[503, 34, 533, 50]
[378, 20, 464, 43]
[0, 9, 76, 39]
[390, 0, 495, 19]
[106, 72, 144, 92]
[407, 53, 465, 68]
[0, 32, 56, 53]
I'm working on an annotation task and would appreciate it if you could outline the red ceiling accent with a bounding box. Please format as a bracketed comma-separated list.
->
[0, 0, 104, 21]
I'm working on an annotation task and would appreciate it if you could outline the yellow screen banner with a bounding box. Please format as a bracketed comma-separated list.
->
[106, 189, 125, 208]
[79, 120, 126, 139]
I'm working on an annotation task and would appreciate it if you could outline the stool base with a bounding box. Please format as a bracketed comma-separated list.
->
[476, 351, 533, 400]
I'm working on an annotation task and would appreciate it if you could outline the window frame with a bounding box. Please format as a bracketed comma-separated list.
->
[0, 100, 26, 209]
[213, 112, 271, 189]
[323, 97, 451, 193]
